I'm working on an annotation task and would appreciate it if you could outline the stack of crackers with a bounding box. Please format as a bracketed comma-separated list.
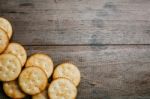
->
[0, 17, 81, 99]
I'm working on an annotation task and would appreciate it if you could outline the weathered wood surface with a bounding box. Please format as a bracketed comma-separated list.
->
[0, 0, 150, 45]
[0, 0, 150, 99]
[28, 46, 150, 98]
[0, 45, 150, 99]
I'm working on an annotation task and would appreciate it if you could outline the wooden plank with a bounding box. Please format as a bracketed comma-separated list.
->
[23, 45, 150, 98]
[0, 0, 150, 45]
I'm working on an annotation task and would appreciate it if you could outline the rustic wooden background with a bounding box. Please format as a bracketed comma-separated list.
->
[0, 0, 150, 99]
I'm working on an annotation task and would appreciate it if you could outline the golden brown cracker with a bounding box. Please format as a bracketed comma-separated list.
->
[48, 78, 77, 99]
[26, 54, 53, 78]
[0, 54, 21, 81]
[19, 67, 48, 95]
[0, 17, 12, 39]
[53, 63, 81, 86]
[3, 80, 26, 98]
[0, 29, 9, 54]
[4, 42, 27, 67]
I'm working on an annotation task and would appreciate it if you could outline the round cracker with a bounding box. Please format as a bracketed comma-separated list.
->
[48, 78, 77, 99]
[0, 29, 9, 54]
[0, 54, 21, 81]
[53, 63, 81, 86]
[4, 43, 27, 67]
[3, 80, 26, 98]
[25, 54, 53, 78]
[19, 66, 48, 95]
[32, 90, 48, 99]
[0, 17, 12, 39]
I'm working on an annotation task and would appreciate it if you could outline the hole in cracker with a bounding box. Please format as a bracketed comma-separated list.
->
[20, 54, 24, 56]
[12, 70, 15, 73]
[9, 59, 12, 63]
[44, 63, 48, 67]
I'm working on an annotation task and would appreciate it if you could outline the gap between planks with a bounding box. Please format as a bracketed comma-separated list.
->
[23, 44, 150, 46]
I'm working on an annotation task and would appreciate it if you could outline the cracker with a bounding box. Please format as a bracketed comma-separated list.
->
[3, 80, 26, 98]
[0, 54, 21, 81]
[48, 78, 77, 99]
[32, 89, 48, 99]
[53, 63, 81, 86]
[19, 67, 48, 95]
[0, 17, 12, 39]
[25, 54, 53, 78]
[4, 42, 27, 67]
[0, 29, 9, 54]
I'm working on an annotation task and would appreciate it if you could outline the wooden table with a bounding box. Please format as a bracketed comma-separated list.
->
[0, 0, 150, 99]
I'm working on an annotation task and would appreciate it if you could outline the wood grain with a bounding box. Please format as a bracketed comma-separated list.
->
[25, 45, 150, 99]
[0, 0, 150, 99]
[0, 0, 150, 45]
